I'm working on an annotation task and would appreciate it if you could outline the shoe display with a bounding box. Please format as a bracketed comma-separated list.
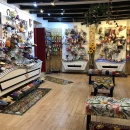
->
[127, 45, 130, 51]
[0, 100, 8, 105]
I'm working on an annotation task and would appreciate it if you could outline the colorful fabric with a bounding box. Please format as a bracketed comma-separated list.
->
[0, 88, 51, 115]
[86, 96, 130, 119]
[94, 77, 114, 90]
[45, 76, 73, 85]
[90, 121, 130, 130]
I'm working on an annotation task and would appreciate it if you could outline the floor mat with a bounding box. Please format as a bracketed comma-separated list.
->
[0, 88, 51, 115]
[90, 121, 130, 130]
[45, 76, 73, 85]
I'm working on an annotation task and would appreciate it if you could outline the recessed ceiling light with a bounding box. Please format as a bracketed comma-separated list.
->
[51, 2, 55, 6]
[33, 2, 37, 7]
[40, 9, 43, 13]
[48, 13, 50, 16]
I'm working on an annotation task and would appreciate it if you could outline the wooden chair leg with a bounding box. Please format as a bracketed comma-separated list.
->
[86, 115, 91, 130]
[94, 88, 97, 96]
[110, 89, 113, 97]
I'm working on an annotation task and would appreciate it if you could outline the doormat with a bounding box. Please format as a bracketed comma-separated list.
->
[45, 76, 73, 85]
[0, 88, 51, 115]
[90, 121, 130, 130]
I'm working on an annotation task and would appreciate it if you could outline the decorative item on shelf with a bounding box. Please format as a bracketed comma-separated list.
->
[29, 19, 32, 27]
[28, 30, 33, 39]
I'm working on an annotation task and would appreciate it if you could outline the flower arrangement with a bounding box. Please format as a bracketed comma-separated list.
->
[88, 42, 96, 54]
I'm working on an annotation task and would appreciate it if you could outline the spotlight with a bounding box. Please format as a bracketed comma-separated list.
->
[48, 13, 50, 16]
[115, 22, 119, 27]
[51, 1, 55, 6]
[61, 12, 63, 15]
[40, 9, 43, 13]
[114, 20, 116, 23]
[33, 2, 37, 7]
[81, 23, 84, 25]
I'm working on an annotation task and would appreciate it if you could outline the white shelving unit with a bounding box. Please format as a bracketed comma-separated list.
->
[0, 61, 42, 96]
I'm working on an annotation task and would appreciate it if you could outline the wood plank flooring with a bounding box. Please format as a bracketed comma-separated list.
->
[0, 73, 130, 130]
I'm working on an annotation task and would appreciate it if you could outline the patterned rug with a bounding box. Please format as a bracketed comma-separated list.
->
[90, 121, 130, 130]
[1, 88, 51, 115]
[45, 76, 73, 85]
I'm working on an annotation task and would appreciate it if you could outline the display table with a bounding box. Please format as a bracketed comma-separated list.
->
[0, 60, 42, 96]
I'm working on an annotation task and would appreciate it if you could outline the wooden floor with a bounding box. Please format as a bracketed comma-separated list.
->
[1, 73, 130, 130]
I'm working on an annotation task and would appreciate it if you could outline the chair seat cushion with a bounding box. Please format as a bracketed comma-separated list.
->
[93, 77, 114, 90]
[86, 96, 130, 119]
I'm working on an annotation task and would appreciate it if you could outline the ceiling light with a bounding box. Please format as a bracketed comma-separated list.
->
[51, 2, 55, 6]
[33, 2, 37, 7]
[48, 13, 50, 16]
[61, 12, 63, 15]
[40, 9, 43, 13]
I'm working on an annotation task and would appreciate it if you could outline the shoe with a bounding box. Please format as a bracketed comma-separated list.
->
[127, 45, 130, 51]
[2, 97, 12, 103]
[1, 67, 6, 71]
[0, 100, 8, 105]
[0, 62, 6, 65]
[117, 41, 122, 46]
[7, 96, 13, 100]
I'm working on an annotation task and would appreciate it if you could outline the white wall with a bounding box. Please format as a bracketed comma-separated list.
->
[0, 0, 48, 57]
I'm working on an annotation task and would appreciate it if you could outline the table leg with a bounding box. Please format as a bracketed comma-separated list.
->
[112, 76, 115, 86]
[110, 89, 113, 97]
[89, 76, 91, 84]
[89, 75, 94, 84]
[86, 115, 91, 130]
[94, 88, 98, 96]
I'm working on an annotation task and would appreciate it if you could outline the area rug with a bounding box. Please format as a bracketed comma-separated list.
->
[90, 121, 130, 130]
[45, 76, 73, 85]
[1, 88, 51, 115]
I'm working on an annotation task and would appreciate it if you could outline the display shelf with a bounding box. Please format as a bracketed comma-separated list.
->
[62, 60, 88, 71]
[95, 60, 126, 72]
[0, 60, 42, 96]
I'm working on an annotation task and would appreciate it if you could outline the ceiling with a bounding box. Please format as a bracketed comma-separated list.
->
[7, 0, 130, 22]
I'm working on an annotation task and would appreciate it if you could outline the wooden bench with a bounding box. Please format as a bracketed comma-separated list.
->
[86, 96, 130, 130]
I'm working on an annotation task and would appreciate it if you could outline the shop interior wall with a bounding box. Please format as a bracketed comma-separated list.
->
[95, 20, 127, 60]
[47, 22, 90, 72]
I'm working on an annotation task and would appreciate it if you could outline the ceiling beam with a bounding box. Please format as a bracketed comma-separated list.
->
[7, 0, 130, 5]
[30, 9, 130, 15]
[37, 14, 84, 17]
